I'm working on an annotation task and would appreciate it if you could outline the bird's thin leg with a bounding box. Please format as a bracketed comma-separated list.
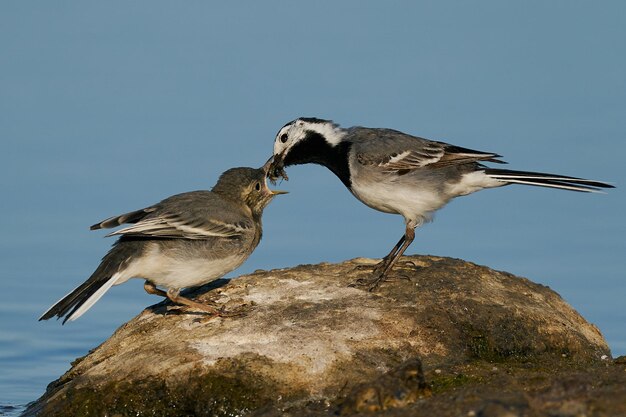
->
[164, 288, 245, 318]
[374, 225, 416, 288]
[351, 223, 417, 291]
[376, 234, 406, 271]
[144, 281, 167, 298]
[165, 288, 222, 316]
[354, 234, 405, 274]
[146, 280, 225, 309]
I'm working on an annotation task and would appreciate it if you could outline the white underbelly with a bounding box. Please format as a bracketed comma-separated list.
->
[114, 247, 247, 289]
[350, 178, 444, 222]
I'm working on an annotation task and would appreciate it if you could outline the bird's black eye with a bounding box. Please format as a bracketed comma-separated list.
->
[254, 182, 261, 191]
[280, 133, 288, 143]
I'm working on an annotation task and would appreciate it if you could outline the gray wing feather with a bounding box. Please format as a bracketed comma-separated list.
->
[93, 191, 253, 240]
[349, 127, 504, 173]
[91, 207, 157, 230]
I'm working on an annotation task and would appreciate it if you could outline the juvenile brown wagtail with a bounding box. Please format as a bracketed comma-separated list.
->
[40, 166, 286, 324]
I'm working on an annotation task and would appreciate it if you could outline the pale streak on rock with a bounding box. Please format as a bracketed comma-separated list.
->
[192, 275, 387, 377]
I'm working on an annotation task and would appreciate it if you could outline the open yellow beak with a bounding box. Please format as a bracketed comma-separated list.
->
[271, 189, 289, 195]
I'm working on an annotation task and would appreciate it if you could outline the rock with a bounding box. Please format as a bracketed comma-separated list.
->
[24, 256, 625, 417]
[337, 357, 430, 414]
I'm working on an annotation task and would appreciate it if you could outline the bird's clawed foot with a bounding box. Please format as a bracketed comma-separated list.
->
[352, 258, 389, 276]
[156, 286, 247, 319]
[350, 258, 392, 291]
[145, 282, 251, 319]
[168, 300, 250, 320]
[349, 271, 388, 292]
[392, 258, 419, 272]
[349, 257, 417, 291]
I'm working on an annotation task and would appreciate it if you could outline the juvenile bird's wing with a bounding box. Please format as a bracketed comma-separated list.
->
[91, 191, 253, 239]
[350, 128, 505, 174]
[90, 207, 157, 230]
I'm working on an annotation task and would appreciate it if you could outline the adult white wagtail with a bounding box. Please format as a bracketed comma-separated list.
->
[268, 117, 613, 290]
[40, 166, 286, 324]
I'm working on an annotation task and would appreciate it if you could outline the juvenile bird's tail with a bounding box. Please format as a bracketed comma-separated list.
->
[39, 252, 123, 324]
[484, 168, 615, 193]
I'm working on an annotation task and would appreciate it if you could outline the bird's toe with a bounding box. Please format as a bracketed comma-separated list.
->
[348, 273, 387, 292]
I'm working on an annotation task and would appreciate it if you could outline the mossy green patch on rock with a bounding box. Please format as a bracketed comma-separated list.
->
[429, 372, 474, 394]
[40, 370, 279, 417]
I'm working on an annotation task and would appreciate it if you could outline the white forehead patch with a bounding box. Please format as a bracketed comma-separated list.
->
[289, 119, 346, 146]
[296, 119, 346, 146]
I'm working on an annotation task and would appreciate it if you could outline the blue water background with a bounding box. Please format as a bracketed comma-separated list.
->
[1, 2, 625, 412]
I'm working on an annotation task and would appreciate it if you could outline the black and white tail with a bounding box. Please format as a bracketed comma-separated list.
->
[41, 209, 148, 324]
[39, 257, 120, 324]
[484, 168, 615, 193]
